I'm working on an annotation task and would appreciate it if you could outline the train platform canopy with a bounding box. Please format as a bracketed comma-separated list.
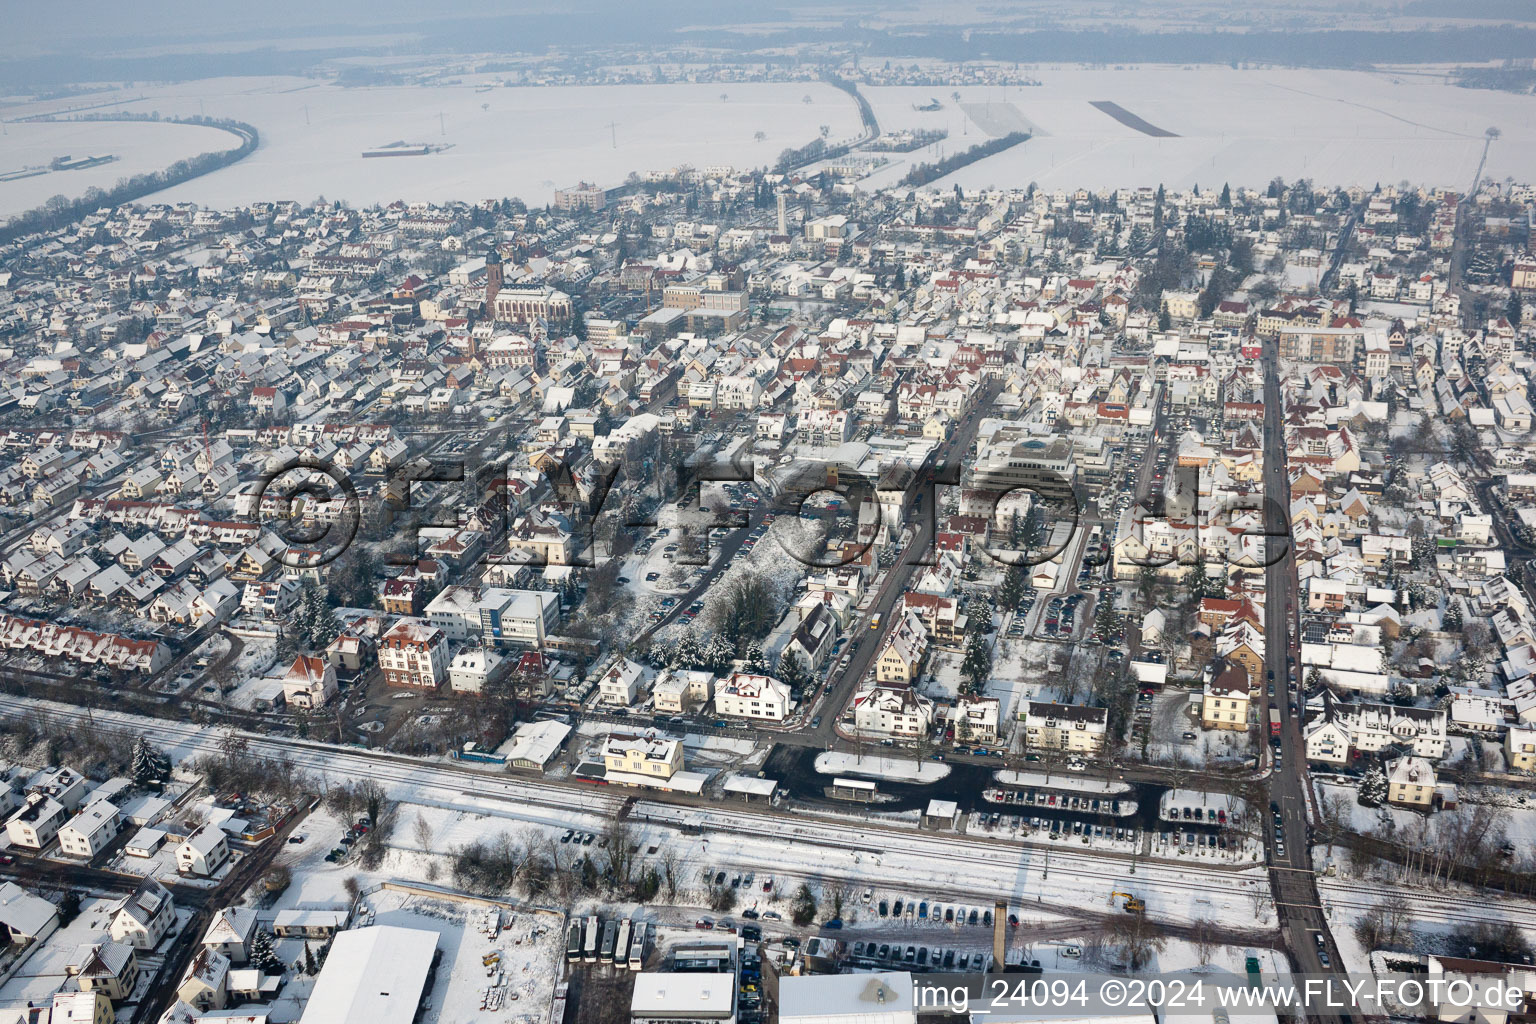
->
[722, 775, 778, 798]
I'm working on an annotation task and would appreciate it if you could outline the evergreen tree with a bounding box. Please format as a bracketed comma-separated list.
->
[1358, 766, 1387, 807]
[704, 633, 736, 673]
[131, 735, 170, 788]
[274, 627, 297, 663]
[1186, 559, 1211, 601]
[1219, 183, 1231, 208]
[999, 566, 1027, 608]
[303, 581, 339, 649]
[742, 640, 768, 674]
[673, 632, 701, 670]
[249, 929, 285, 975]
[961, 623, 992, 690]
[791, 883, 818, 926]
[1158, 301, 1171, 332]
[778, 649, 810, 692]
[303, 942, 318, 976]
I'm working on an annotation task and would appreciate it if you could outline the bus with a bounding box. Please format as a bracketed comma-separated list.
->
[869, 613, 882, 631]
[628, 922, 647, 971]
[599, 919, 619, 964]
[565, 922, 582, 963]
[583, 915, 600, 963]
[1269, 707, 1282, 736]
[614, 920, 632, 969]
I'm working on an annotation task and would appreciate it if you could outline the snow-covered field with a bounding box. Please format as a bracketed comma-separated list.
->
[0, 119, 241, 215]
[858, 66, 1536, 192]
[0, 77, 864, 216]
[5, 64, 1528, 218]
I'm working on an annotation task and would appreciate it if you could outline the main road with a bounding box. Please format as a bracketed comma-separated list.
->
[1261, 344, 1353, 1024]
[801, 379, 1002, 746]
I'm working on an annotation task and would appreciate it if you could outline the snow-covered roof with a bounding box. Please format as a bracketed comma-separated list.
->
[779, 972, 915, 1023]
[298, 925, 439, 1024]
[631, 972, 735, 1019]
[0, 880, 58, 938]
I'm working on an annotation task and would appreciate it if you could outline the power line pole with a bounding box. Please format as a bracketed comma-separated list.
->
[606, 121, 619, 149]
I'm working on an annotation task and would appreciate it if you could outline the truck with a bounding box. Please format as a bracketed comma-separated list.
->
[1269, 707, 1282, 736]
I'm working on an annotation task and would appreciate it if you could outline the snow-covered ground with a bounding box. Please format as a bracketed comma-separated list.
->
[814, 751, 951, 783]
[7, 64, 1526, 218]
[0, 78, 863, 216]
[858, 66, 1536, 192]
[0, 119, 242, 217]
[995, 769, 1131, 795]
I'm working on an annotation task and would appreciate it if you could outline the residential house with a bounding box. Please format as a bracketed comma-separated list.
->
[176, 824, 230, 877]
[1385, 756, 1437, 807]
[281, 654, 337, 710]
[1201, 663, 1252, 731]
[597, 658, 647, 707]
[715, 673, 791, 722]
[108, 880, 176, 951]
[57, 800, 120, 859]
[201, 907, 257, 963]
[67, 941, 138, 1003]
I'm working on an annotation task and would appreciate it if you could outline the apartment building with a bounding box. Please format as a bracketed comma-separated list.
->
[378, 620, 449, 690]
[715, 673, 791, 722]
[1022, 701, 1108, 755]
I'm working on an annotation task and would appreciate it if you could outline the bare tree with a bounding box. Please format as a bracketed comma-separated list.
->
[413, 812, 433, 851]
[1319, 792, 1351, 856]
[1192, 917, 1217, 966]
[1105, 911, 1167, 971]
[659, 846, 681, 901]
[604, 816, 638, 890]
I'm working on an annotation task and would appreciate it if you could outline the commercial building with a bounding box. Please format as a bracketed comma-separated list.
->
[298, 925, 440, 1024]
[630, 973, 735, 1023]
[779, 972, 916, 1024]
[477, 588, 560, 650]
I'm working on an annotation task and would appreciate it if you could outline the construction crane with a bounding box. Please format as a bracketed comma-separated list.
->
[1107, 890, 1145, 914]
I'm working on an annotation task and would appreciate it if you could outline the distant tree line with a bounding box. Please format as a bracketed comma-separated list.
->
[900, 131, 1030, 188]
[0, 114, 259, 244]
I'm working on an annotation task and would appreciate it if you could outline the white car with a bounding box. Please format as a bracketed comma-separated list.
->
[1067, 760, 1087, 772]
